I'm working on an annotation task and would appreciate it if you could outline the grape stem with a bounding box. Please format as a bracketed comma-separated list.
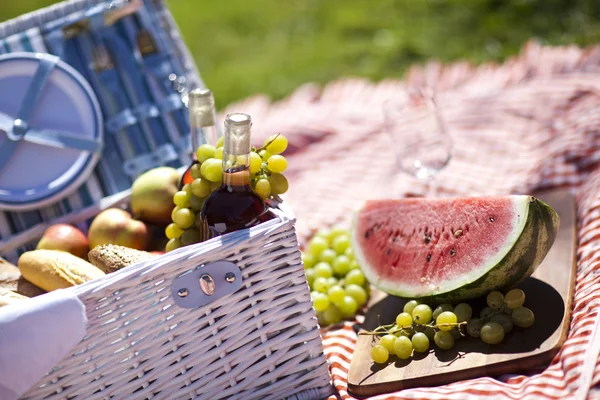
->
[254, 133, 282, 152]
[358, 321, 467, 336]
[442, 352, 468, 367]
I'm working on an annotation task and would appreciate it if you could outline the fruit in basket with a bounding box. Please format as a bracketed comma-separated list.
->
[303, 226, 371, 327]
[350, 195, 559, 304]
[165, 133, 291, 252]
[131, 167, 181, 226]
[88, 208, 150, 251]
[36, 223, 89, 259]
[251, 135, 290, 198]
[18, 249, 105, 292]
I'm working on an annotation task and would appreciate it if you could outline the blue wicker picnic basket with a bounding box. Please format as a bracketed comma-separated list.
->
[0, 0, 202, 259]
[0, 1, 334, 399]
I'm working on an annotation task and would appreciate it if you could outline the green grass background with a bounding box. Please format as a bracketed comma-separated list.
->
[1, 0, 599, 109]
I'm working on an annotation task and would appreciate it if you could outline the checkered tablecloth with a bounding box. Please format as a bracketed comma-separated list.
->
[223, 40, 600, 400]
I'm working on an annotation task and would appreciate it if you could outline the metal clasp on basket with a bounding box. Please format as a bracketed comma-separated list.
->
[171, 261, 242, 309]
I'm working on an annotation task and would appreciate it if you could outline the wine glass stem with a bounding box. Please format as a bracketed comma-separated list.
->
[426, 177, 437, 198]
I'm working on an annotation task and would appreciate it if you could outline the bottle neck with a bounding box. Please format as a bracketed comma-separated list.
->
[191, 124, 219, 156]
[189, 94, 220, 155]
[221, 152, 251, 190]
[222, 168, 251, 190]
[221, 113, 252, 190]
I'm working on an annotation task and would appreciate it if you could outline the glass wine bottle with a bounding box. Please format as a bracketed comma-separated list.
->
[179, 88, 221, 189]
[199, 113, 276, 241]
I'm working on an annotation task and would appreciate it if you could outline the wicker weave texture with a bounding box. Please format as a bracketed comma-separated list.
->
[0, 0, 205, 261]
[0, 0, 201, 87]
[0, 1, 333, 398]
[22, 215, 333, 400]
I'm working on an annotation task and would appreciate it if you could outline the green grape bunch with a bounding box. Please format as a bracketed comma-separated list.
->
[164, 133, 291, 252]
[302, 226, 371, 327]
[250, 133, 290, 199]
[366, 288, 536, 364]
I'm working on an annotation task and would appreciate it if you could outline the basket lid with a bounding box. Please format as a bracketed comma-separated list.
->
[0, 52, 103, 211]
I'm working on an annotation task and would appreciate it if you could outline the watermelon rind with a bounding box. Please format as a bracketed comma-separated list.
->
[351, 196, 560, 304]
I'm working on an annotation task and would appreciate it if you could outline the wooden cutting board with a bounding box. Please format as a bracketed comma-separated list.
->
[347, 189, 577, 398]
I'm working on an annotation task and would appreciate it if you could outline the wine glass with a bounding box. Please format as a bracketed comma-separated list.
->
[382, 87, 452, 197]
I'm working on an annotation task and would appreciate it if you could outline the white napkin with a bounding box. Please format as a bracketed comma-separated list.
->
[0, 289, 87, 400]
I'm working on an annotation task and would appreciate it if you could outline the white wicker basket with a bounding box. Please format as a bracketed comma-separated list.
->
[18, 202, 334, 400]
[0, 0, 334, 398]
[0, 0, 204, 261]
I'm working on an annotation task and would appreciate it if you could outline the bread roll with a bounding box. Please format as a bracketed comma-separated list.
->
[18, 250, 105, 292]
[0, 256, 46, 297]
[0, 288, 29, 307]
[88, 244, 159, 274]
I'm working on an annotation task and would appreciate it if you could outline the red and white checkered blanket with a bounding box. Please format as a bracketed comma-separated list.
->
[224, 40, 600, 400]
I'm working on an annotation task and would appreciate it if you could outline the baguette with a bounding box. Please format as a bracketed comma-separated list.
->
[0, 288, 29, 307]
[0, 256, 46, 297]
[18, 250, 105, 292]
[88, 244, 159, 274]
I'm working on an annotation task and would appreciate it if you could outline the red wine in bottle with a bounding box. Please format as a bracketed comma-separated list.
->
[199, 113, 275, 241]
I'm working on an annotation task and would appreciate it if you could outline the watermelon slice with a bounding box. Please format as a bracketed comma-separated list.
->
[350, 195, 560, 303]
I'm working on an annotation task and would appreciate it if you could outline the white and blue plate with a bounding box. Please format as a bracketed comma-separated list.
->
[0, 52, 103, 211]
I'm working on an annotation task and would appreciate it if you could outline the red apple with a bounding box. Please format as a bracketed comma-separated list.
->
[88, 208, 150, 251]
[36, 223, 89, 259]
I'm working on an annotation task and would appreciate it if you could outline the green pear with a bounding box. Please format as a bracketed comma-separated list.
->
[130, 167, 181, 226]
[88, 208, 150, 250]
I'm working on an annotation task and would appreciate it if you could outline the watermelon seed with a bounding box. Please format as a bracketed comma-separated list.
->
[386, 249, 392, 256]
[450, 249, 456, 256]
[489, 217, 495, 222]
[424, 235, 431, 244]
[426, 253, 432, 262]
[454, 229, 463, 237]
